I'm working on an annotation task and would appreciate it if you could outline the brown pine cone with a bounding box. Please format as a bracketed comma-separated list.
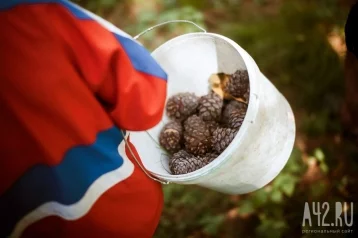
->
[211, 127, 238, 154]
[159, 121, 183, 154]
[222, 100, 247, 124]
[224, 70, 249, 98]
[198, 153, 219, 164]
[169, 150, 206, 175]
[183, 115, 211, 156]
[228, 110, 246, 130]
[166, 92, 199, 121]
[197, 92, 223, 122]
[206, 120, 220, 135]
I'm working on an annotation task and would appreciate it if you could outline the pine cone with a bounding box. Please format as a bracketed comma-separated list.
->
[183, 115, 211, 156]
[197, 92, 223, 122]
[198, 153, 219, 164]
[224, 70, 249, 98]
[212, 127, 238, 154]
[169, 150, 206, 175]
[169, 150, 192, 165]
[206, 120, 220, 135]
[222, 100, 247, 124]
[166, 92, 199, 121]
[228, 110, 246, 130]
[159, 121, 183, 154]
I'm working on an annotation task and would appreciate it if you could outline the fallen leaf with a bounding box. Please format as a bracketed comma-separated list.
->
[208, 73, 248, 104]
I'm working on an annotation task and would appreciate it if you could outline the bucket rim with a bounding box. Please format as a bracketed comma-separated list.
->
[148, 32, 261, 182]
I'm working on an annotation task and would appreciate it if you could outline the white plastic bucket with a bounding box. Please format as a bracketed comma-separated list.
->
[126, 21, 296, 195]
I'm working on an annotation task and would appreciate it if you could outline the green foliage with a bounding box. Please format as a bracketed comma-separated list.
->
[310, 181, 329, 199]
[284, 147, 307, 176]
[274, 174, 297, 197]
[256, 218, 288, 238]
[199, 214, 225, 236]
[163, 0, 242, 11]
[302, 110, 343, 137]
[313, 148, 331, 174]
[155, 184, 231, 238]
[72, 0, 118, 14]
[238, 200, 255, 215]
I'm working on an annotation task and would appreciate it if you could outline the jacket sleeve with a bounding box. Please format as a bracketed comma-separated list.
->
[60, 3, 168, 131]
[93, 33, 168, 131]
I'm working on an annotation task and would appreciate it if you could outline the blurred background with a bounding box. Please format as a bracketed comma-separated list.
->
[73, 0, 357, 237]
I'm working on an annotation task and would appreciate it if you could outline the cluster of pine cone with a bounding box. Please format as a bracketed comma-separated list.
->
[159, 70, 250, 175]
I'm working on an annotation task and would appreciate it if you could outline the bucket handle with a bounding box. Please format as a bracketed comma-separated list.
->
[120, 130, 170, 185]
[134, 20, 206, 40]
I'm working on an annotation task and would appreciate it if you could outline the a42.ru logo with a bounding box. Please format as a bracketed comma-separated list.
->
[302, 202, 354, 235]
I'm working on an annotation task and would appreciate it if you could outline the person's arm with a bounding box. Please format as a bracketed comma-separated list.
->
[59, 1, 168, 131]
[95, 36, 168, 131]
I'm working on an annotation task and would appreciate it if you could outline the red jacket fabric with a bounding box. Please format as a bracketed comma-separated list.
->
[0, 0, 167, 237]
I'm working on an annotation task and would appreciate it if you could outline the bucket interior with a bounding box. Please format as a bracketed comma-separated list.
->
[129, 33, 249, 178]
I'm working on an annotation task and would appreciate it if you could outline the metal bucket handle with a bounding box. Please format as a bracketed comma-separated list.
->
[120, 130, 170, 185]
[134, 20, 206, 40]
[121, 21, 206, 185]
